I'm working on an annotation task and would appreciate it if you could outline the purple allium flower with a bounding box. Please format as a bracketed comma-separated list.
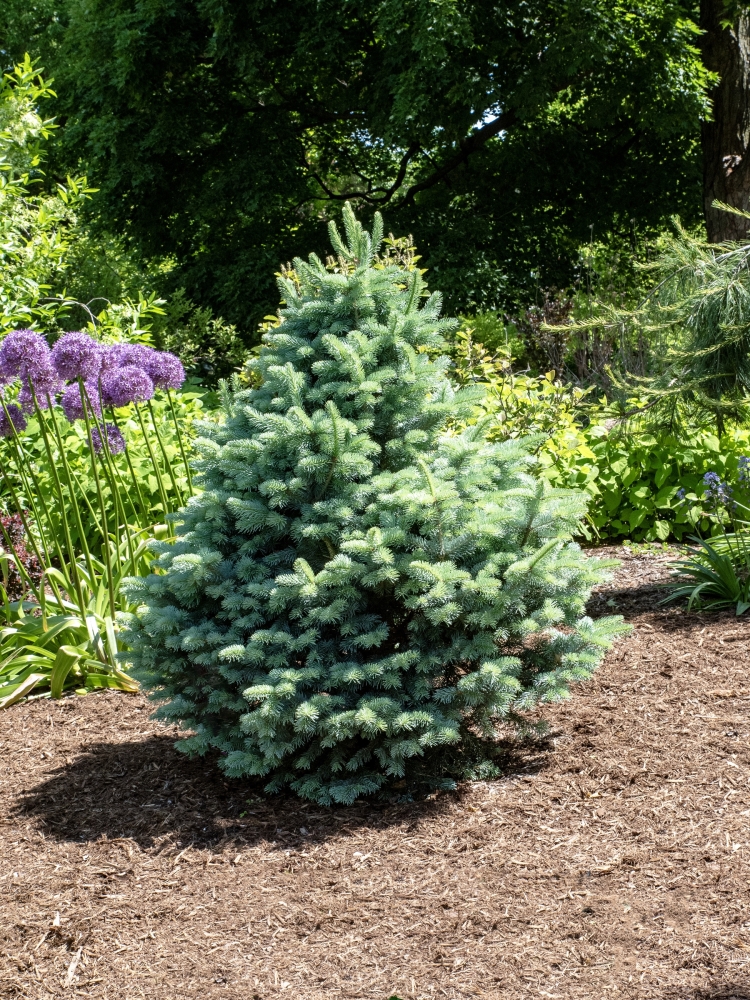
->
[100, 342, 155, 372]
[17, 362, 64, 412]
[739, 455, 750, 485]
[51, 331, 103, 381]
[0, 403, 27, 437]
[99, 365, 154, 407]
[91, 422, 126, 455]
[0, 330, 53, 381]
[143, 350, 185, 390]
[60, 381, 102, 422]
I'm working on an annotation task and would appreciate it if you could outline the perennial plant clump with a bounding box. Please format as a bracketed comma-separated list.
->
[122, 208, 628, 805]
[0, 329, 184, 430]
[666, 461, 750, 615]
[0, 325, 192, 707]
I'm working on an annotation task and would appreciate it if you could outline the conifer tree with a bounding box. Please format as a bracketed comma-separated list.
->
[122, 207, 626, 805]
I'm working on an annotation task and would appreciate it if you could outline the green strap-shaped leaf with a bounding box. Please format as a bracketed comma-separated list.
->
[84, 671, 139, 692]
[50, 645, 84, 699]
[0, 672, 47, 709]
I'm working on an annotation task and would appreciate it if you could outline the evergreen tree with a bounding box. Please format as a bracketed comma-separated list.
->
[122, 207, 626, 805]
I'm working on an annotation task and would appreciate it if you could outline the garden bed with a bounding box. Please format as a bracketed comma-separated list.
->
[1, 546, 749, 1000]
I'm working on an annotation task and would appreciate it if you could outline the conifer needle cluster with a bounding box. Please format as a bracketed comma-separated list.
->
[122, 207, 626, 804]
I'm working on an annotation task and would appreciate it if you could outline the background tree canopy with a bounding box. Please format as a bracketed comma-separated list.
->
[0, 0, 713, 339]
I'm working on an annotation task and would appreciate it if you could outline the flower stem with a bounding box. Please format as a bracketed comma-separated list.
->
[135, 402, 173, 532]
[78, 384, 116, 616]
[80, 384, 136, 568]
[147, 398, 184, 506]
[26, 390, 88, 613]
[0, 428, 66, 608]
[107, 407, 150, 523]
[166, 389, 194, 496]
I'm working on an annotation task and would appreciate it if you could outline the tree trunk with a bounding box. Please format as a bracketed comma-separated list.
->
[701, 0, 750, 242]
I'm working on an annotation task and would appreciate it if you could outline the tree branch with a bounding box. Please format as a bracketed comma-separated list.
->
[306, 108, 517, 208]
[308, 141, 421, 204]
[398, 109, 517, 205]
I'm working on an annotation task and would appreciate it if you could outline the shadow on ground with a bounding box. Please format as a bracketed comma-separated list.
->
[672, 988, 750, 1000]
[15, 731, 542, 849]
[589, 585, 739, 631]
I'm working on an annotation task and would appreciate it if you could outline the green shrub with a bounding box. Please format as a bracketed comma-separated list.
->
[121, 208, 626, 805]
[450, 333, 750, 542]
[0, 57, 94, 333]
[0, 58, 245, 378]
[151, 289, 249, 384]
[541, 424, 750, 542]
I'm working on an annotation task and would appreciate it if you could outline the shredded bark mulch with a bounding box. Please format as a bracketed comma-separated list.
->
[2, 545, 750, 999]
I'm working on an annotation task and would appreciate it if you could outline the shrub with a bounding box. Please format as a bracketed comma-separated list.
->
[450, 334, 750, 542]
[0, 58, 244, 378]
[151, 289, 249, 384]
[122, 208, 627, 805]
[541, 423, 750, 542]
[0, 57, 94, 333]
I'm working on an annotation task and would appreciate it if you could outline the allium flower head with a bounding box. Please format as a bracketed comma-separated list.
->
[60, 381, 102, 422]
[91, 422, 126, 454]
[0, 330, 53, 381]
[101, 342, 155, 372]
[100, 365, 154, 407]
[51, 331, 103, 381]
[738, 455, 750, 485]
[0, 402, 27, 437]
[143, 350, 185, 390]
[17, 361, 64, 412]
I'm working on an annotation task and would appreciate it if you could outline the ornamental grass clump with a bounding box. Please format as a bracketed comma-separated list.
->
[122, 207, 628, 805]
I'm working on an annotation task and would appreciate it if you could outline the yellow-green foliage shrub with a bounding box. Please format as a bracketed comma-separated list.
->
[453, 332, 750, 542]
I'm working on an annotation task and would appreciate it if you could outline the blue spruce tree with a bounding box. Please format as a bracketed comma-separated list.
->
[122, 207, 627, 805]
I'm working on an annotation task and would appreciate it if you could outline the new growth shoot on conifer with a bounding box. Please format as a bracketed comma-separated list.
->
[122, 206, 628, 805]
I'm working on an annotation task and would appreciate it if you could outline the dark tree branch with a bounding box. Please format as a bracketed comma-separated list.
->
[398, 109, 518, 205]
[308, 141, 421, 203]
[306, 108, 518, 208]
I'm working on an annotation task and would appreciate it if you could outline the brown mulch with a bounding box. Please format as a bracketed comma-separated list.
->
[2, 546, 750, 1000]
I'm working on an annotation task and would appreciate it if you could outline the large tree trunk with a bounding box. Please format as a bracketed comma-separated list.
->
[701, 0, 750, 242]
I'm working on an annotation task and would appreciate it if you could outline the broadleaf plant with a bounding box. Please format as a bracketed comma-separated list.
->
[122, 207, 628, 805]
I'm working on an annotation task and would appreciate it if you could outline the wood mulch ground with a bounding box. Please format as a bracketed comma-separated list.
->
[2, 545, 750, 1000]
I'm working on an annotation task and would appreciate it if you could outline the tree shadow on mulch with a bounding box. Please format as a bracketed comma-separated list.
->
[667, 988, 750, 1000]
[590, 584, 740, 631]
[15, 730, 545, 850]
